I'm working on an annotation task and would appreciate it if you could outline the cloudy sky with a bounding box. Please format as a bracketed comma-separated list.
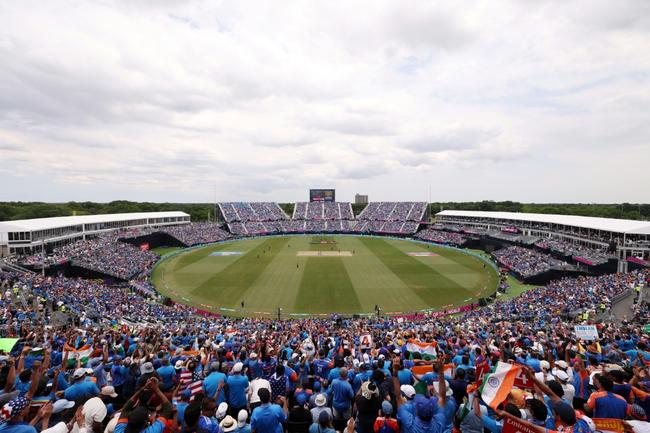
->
[1, 0, 649, 203]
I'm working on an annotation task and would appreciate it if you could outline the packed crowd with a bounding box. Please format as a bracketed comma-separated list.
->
[13, 229, 156, 270]
[414, 230, 467, 247]
[215, 202, 426, 235]
[358, 203, 426, 223]
[493, 246, 568, 278]
[162, 224, 232, 247]
[0, 272, 193, 325]
[480, 270, 647, 322]
[219, 203, 289, 224]
[534, 239, 614, 266]
[71, 235, 160, 281]
[436, 215, 650, 249]
[293, 203, 354, 221]
[0, 262, 648, 433]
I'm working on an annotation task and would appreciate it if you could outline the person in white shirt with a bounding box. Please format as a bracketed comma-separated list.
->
[247, 377, 271, 411]
[535, 361, 554, 383]
[554, 370, 575, 403]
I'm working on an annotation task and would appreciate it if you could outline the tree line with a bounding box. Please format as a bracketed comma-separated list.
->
[0, 200, 648, 222]
[429, 201, 650, 220]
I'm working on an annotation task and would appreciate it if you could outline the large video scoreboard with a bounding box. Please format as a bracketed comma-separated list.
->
[309, 189, 335, 202]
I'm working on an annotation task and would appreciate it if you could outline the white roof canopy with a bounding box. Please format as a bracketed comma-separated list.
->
[0, 211, 189, 233]
[436, 210, 650, 235]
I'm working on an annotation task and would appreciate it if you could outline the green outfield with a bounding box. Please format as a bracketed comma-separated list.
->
[150, 235, 499, 316]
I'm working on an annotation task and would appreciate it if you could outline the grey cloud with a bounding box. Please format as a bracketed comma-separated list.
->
[0, 143, 25, 151]
[388, 7, 473, 51]
[403, 128, 499, 153]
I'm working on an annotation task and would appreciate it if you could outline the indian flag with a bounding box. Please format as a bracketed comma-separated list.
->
[406, 339, 437, 360]
[479, 362, 520, 409]
[63, 344, 93, 368]
[411, 364, 455, 395]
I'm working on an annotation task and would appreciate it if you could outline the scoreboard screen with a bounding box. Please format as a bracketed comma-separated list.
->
[309, 189, 335, 202]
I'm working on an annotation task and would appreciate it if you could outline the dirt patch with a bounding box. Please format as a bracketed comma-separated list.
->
[297, 251, 353, 257]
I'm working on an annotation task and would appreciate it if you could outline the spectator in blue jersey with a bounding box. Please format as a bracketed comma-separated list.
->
[585, 374, 629, 419]
[63, 368, 100, 403]
[312, 352, 332, 383]
[198, 398, 220, 433]
[327, 368, 354, 423]
[308, 411, 335, 433]
[227, 363, 249, 418]
[236, 410, 251, 433]
[110, 356, 129, 401]
[156, 358, 177, 392]
[204, 362, 227, 403]
[174, 389, 192, 426]
[250, 389, 287, 433]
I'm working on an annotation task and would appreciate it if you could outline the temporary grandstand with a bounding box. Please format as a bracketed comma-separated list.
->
[436, 210, 650, 272]
[0, 212, 190, 257]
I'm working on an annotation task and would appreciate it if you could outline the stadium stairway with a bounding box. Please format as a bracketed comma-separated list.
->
[0, 260, 35, 274]
[609, 286, 645, 324]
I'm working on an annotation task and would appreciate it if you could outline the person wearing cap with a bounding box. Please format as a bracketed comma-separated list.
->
[136, 362, 160, 389]
[287, 392, 312, 432]
[552, 360, 573, 383]
[216, 402, 229, 422]
[247, 354, 263, 380]
[220, 415, 238, 433]
[204, 362, 227, 405]
[227, 363, 249, 418]
[310, 394, 331, 425]
[0, 397, 41, 433]
[236, 409, 251, 433]
[70, 386, 114, 433]
[110, 357, 129, 403]
[64, 368, 100, 404]
[535, 361, 553, 384]
[553, 370, 575, 404]
[373, 401, 398, 433]
[394, 358, 449, 433]
[396, 387, 418, 425]
[356, 382, 381, 433]
[250, 388, 287, 433]
[50, 399, 75, 424]
[173, 388, 192, 426]
[307, 382, 322, 408]
[392, 355, 416, 423]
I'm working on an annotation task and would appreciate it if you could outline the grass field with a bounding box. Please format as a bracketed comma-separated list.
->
[150, 235, 499, 316]
[151, 246, 182, 256]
